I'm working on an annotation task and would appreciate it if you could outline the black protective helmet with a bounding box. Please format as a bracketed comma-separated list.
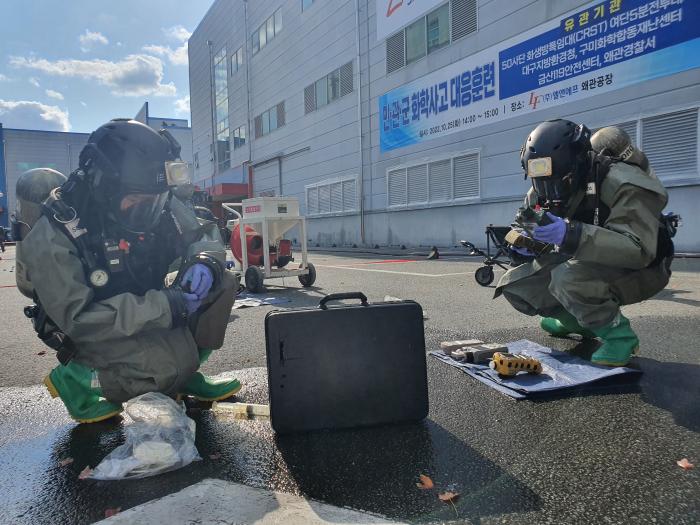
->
[79, 119, 182, 232]
[520, 119, 592, 206]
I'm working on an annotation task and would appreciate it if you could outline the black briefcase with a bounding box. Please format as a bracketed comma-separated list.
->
[265, 292, 428, 434]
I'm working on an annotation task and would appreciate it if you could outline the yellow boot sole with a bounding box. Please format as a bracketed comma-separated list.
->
[44, 375, 122, 424]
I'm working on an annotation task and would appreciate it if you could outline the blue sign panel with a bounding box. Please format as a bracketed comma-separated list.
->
[379, 0, 700, 152]
[499, 0, 699, 99]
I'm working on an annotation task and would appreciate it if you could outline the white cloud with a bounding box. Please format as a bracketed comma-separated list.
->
[143, 43, 188, 66]
[0, 99, 71, 131]
[116, 41, 123, 47]
[45, 89, 64, 100]
[80, 101, 87, 107]
[0, 74, 9, 81]
[164, 25, 192, 43]
[143, 25, 191, 66]
[29, 77, 40, 87]
[10, 55, 177, 97]
[174, 95, 190, 116]
[79, 29, 109, 53]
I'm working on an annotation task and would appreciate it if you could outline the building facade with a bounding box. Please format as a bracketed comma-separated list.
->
[0, 125, 89, 229]
[188, 0, 700, 251]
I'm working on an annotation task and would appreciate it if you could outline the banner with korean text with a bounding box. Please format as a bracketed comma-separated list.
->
[379, 0, 700, 152]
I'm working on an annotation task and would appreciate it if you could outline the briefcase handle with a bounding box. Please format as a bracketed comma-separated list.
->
[319, 292, 369, 309]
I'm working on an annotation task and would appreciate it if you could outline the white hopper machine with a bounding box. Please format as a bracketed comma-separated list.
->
[223, 196, 316, 293]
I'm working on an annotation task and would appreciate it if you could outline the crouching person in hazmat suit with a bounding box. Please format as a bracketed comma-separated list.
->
[495, 120, 676, 367]
[14, 119, 240, 423]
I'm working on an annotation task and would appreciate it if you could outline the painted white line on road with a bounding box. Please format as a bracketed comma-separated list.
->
[315, 264, 472, 277]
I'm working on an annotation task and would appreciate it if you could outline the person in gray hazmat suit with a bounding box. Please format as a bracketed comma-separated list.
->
[495, 119, 674, 367]
[14, 119, 240, 423]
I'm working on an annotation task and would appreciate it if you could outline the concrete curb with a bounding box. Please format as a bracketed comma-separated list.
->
[96, 478, 406, 525]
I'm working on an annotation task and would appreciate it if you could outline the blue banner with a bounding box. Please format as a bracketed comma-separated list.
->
[379, 0, 699, 152]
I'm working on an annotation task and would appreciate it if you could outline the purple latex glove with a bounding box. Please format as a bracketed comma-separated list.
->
[533, 212, 567, 246]
[182, 263, 214, 300]
[183, 292, 202, 314]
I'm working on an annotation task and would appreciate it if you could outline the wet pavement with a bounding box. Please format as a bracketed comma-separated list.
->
[0, 248, 699, 523]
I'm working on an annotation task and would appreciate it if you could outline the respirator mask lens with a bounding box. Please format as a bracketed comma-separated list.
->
[116, 191, 169, 232]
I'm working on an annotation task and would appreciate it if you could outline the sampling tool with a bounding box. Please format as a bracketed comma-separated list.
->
[489, 352, 543, 377]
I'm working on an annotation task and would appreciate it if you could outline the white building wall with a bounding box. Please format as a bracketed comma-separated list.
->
[189, 0, 700, 252]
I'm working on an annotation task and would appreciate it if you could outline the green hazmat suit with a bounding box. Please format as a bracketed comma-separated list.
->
[19, 196, 227, 402]
[495, 161, 670, 328]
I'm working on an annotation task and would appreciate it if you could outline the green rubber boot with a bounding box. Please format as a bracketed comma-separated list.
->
[540, 310, 596, 339]
[179, 349, 242, 402]
[591, 313, 639, 367]
[44, 361, 122, 424]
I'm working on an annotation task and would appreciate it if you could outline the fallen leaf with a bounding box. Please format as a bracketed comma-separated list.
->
[438, 491, 460, 502]
[209, 453, 222, 460]
[416, 474, 434, 489]
[59, 458, 74, 467]
[677, 458, 694, 470]
[104, 508, 121, 518]
[78, 466, 93, 480]
[37, 351, 47, 356]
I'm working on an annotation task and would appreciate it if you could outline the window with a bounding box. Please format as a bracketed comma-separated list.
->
[302, 0, 314, 11]
[427, 3, 450, 53]
[233, 125, 246, 150]
[254, 102, 286, 138]
[306, 176, 359, 215]
[405, 18, 426, 64]
[230, 47, 244, 75]
[386, 0, 477, 74]
[328, 69, 340, 103]
[213, 47, 230, 171]
[193, 152, 199, 169]
[304, 62, 354, 114]
[315, 77, 328, 108]
[386, 151, 479, 208]
[252, 8, 282, 55]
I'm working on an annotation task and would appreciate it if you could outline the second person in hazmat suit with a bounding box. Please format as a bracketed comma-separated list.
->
[495, 119, 674, 366]
[15, 119, 240, 423]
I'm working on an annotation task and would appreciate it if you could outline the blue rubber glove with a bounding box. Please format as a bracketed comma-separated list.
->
[182, 263, 214, 300]
[533, 212, 567, 246]
[183, 292, 201, 315]
[511, 245, 534, 257]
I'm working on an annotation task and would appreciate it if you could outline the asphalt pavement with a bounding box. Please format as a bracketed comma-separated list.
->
[0, 246, 698, 524]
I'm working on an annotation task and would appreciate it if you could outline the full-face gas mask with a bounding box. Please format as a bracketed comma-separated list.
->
[520, 120, 592, 215]
[79, 119, 192, 234]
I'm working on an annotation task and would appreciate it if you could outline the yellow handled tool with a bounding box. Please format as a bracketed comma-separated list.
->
[489, 352, 542, 377]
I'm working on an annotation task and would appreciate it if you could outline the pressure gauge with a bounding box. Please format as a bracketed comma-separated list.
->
[89, 268, 110, 287]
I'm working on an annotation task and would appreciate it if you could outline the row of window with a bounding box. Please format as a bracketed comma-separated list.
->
[388, 152, 479, 207]
[254, 102, 286, 139]
[304, 62, 354, 114]
[252, 8, 283, 55]
[387, 0, 478, 74]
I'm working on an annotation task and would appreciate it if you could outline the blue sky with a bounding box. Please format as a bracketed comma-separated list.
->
[0, 0, 214, 133]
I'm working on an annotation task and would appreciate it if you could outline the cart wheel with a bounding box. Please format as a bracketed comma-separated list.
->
[298, 262, 316, 287]
[245, 266, 265, 293]
[475, 266, 495, 286]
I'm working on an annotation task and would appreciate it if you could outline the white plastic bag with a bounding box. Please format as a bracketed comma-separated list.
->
[90, 392, 201, 480]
